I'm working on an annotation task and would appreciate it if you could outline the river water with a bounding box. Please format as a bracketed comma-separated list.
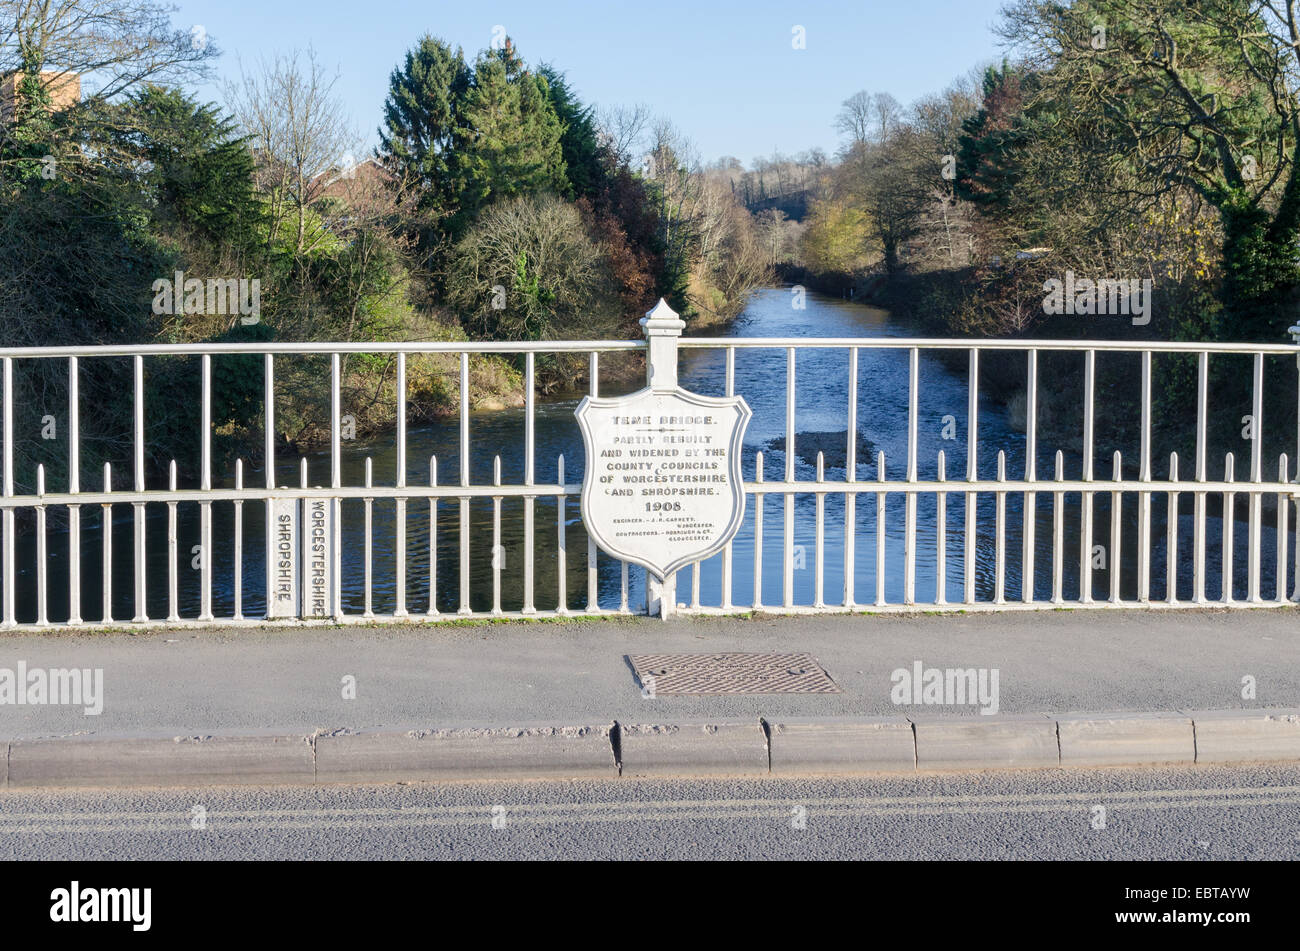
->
[10, 287, 1284, 621]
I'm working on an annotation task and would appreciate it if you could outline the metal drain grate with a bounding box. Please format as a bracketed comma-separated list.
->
[627, 652, 841, 695]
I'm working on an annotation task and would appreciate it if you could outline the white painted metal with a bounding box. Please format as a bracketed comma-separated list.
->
[1080, 350, 1095, 604]
[167, 460, 178, 621]
[459, 352, 470, 615]
[0, 328, 1295, 630]
[133, 355, 146, 622]
[523, 352, 535, 615]
[904, 348, 918, 605]
[964, 349, 978, 604]
[1023, 350, 1036, 603]
[843, 347, 858, 608]
[395, 351, 407, 618]
[753, 451, 764, 608]
[2, 356, 13, 628]
[783, 347, 795, 609]
[68, 355, 81, 624]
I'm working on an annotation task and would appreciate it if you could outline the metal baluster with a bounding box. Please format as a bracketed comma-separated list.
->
[133, 355, 146, 622]
[233, 459, 243, 620]
[195, 355, 211, 620]
[723, 346, 736, 610]
[876, 450, 886, 606]
[492, 455, 502, 615]
[395, 351, 407, 617]
[556, 455, 567, 614]
[330, 352, 341, 620]
[1194, 351, 1208, 603]
[1023, 350, 1036, 603]
[587, 352, 599, 612]
[1052, 451, 1064, 605]
[904, 347, 918, 605]
[167, 460, 178, 621]
[784, 347, 795, 608]
[1248, 352, 1263, 601]
[843, 347, 857, 608]
[1080, 349, 1095, 604]
[994, 451, 1005, 605]
[1138, 351, 1152, 602]
[101, 462, 112, 623]
[459, 352, 471, 615]
[814, 451, 825, 608]
[428, 456, 439, 616]
[35, 465, 46, 626]
[523, 352, 535, 614]
[964, 348, 978, 604]
[1277, 455, 1289, 603]
[1, 357, 9, 627]
[68, 355, 81, 624]
[754, 451, 764, 609]
[1222, 453, 1235, 604]
[264, 353, 275, 618]
[363, 457, 373, 618]
[1110, 451, 1122, 603]
[936, 450, 947, 605]
[1168, 453, 1181, 603]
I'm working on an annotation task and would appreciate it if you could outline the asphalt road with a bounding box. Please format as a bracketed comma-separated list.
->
[3, 763, 1299, 860]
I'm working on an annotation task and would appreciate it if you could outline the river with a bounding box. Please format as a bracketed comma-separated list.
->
[9, 287, 1283, 621]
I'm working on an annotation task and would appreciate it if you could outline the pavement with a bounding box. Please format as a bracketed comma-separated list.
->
[0, 608, 1299, 786]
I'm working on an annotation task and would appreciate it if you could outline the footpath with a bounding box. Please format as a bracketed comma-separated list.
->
[0, 608, 1298, 787]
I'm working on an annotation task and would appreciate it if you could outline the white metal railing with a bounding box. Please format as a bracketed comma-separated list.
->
[0, 302, 1298, 629]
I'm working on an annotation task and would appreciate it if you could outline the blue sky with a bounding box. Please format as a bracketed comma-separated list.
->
[171, 0, 1009, 166]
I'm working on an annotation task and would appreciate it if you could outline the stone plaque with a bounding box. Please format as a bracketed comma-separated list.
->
[301, 497, 332, 618]
[268, 497, 299, 618]
[576, 386, 751, 579]
[267, 497, 333, 619]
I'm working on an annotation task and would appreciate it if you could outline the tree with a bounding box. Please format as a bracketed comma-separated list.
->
[109, 86, 260, 248]
[0, 0, 215, 105]
[375, 34, 470, 230]
[453, 41, 566, 230]
[224, 48, 356, 257]
[835, 90, 901, 147]
[538, 63, 603, 198]
[995, 0, 1300, 341]
[445, 193, 620, 353]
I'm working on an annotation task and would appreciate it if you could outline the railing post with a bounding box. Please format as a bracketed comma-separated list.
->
[1289, 323, 1300, 600]
[641, 299, 685, 619]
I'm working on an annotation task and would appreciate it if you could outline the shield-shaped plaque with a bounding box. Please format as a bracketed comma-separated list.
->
[576, 386, 751, 579]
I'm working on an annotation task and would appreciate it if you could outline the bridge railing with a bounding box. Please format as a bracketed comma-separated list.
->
[0, 310, 1298, 628]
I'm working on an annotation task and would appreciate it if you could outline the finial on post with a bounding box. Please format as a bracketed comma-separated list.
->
[641, 298, 685, 392]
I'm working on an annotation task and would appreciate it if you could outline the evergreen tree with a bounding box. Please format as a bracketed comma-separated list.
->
[454, 40, 566, 230]
[376, 35, 471, 225]
[537, 63, 603, 199]
[109, 87, 260, 248]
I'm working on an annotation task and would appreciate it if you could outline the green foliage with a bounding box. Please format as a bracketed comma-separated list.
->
[445, 193, 620, 348]
[537, 64, 602, 199]
[107, 87, 262, 249]
[376, 35, 471, 227]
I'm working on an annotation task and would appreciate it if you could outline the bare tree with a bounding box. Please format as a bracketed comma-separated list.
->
[224, 48, 357, 256]
[835, 90, 901, 148]
[596, 101, 650, 166]
[0, 0, 215, 98]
